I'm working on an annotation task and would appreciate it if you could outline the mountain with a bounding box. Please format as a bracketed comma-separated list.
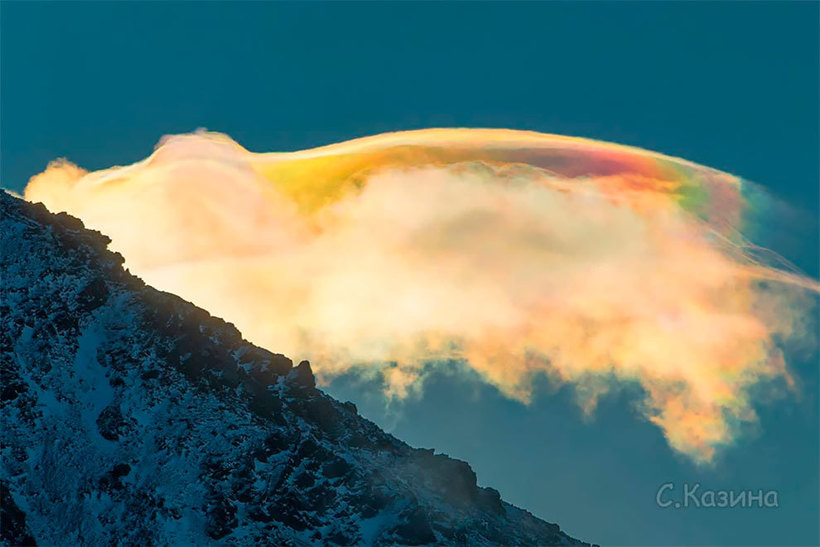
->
[0, 191, 591, 546]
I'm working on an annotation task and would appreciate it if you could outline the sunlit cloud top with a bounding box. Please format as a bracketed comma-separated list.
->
[25, 128, 818, 462]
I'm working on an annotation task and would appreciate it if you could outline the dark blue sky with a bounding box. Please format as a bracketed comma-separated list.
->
[2, 2, 818, 545]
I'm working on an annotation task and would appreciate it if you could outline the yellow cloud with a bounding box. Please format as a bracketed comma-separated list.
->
[25, 128, 818, 463]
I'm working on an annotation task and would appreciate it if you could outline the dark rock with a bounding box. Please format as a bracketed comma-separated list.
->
[96, 404, 126, 441]
[393, 505, 436, 545]
[205, 494, 237, 540]
[414, 452, 479, 507]
[295, 471, 316, 489]
[478, 487, 505, 516]
[0, 372, 26, 401]
[76, 277, 109, 313]
[290, 360, 316, 389]
[98, 464, 131, 492]
[327, 530, 355, 545]
[51, 311, 78, 333]
[111, 463, 131, 478]
[140, 369, 160, 381]
[298, 396, 343, 435]
[0, 481, 37, 546]
[322, 457, 352, 479]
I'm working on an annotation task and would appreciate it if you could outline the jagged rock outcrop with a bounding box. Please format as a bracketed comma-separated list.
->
[0, 191, 590, 546]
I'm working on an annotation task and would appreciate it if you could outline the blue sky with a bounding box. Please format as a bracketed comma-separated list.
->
[2, 2, 818, 544]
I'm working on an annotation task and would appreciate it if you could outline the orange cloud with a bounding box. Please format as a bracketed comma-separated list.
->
[25, 129, 818, 462]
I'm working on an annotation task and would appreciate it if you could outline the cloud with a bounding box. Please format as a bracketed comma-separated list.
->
[25, 129, 818, 462]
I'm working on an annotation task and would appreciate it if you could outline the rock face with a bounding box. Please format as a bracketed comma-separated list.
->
[0, 192, 590, 546]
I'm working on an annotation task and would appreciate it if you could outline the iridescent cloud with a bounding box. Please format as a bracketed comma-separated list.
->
[25, 128, 818, 462]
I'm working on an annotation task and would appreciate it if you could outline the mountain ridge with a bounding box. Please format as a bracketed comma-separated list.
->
[0, 191, 591, 546]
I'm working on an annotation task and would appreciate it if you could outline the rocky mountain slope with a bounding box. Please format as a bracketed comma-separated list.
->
[0, 191, 590, 546]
